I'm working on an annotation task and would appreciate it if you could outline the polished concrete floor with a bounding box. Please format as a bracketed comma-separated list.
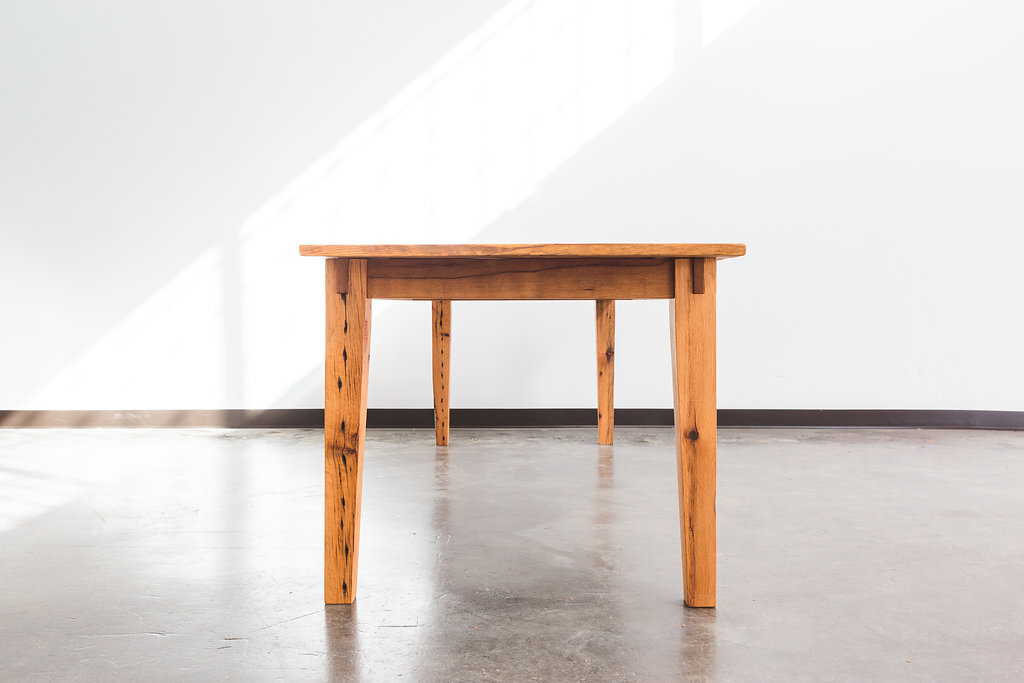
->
[0, 427, 1022, 681]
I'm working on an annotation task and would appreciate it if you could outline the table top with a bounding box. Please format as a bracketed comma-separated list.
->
[299, 243, 746, 259]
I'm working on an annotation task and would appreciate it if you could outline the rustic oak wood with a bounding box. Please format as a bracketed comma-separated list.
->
[301, 243, 745, 259]
[305, 243, 743, 605]
[366, 258, 674, 300]
[670, 258, 717, 607]
[596, 300, 615, 445]
[432, 300, 451, 446]
[324, 258, 372, 604]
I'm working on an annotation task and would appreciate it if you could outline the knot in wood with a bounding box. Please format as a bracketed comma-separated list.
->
[685, 429, 700, 442]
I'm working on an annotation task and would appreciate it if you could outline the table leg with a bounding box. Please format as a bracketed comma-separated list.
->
[431, 300, 451, 446]
[670, 258, 717, 607]
[596, 300, 615, 445]
[325, 258, 371, 604]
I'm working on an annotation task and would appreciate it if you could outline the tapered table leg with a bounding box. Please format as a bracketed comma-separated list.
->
[670, 258, 717, 607]
[596, 300, 615, 445]
[325, 258, 371, 604]
[432, 300, 451, 446]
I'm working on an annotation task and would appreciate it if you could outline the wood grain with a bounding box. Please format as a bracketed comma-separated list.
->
[596, 300, 615, 445]
[332, 259, 349, 294]
[431, 300, 451, 446]
[300, 243, 745, 259]
[365, 258, 674, 300]
[691, 258, 705, 295]
[324, 258, 372, 604]
[670, 257, 717, 607]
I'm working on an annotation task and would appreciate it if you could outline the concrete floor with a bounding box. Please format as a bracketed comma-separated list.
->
[0, 427, 1022, 681]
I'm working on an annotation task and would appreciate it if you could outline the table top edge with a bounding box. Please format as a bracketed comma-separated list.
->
[298, 243, 747, 258]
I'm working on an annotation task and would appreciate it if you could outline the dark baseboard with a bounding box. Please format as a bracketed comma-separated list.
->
[717, 409, 1024, 430]
[0, 409, 325, 429]
[1, 408, 1021, 430]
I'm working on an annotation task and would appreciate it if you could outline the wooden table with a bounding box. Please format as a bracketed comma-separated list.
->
[299, 243, 746, 607]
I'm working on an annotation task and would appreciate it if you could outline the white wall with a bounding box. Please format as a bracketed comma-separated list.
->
[2, 0, 1022, 411]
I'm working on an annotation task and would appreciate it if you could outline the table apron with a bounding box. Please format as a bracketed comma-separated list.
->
[353, 257, 677, 300]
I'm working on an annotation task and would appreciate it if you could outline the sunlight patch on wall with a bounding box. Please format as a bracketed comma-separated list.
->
[238, 0, 675, 407]
[22, 0, 675, 410]
[702, 0, 766, 45]
[25, 247, 227, 409]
